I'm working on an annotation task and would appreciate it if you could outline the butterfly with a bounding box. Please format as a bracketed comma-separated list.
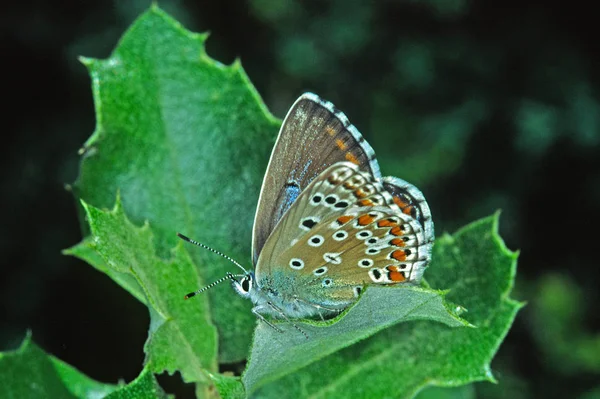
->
[179, 93, 434, 334]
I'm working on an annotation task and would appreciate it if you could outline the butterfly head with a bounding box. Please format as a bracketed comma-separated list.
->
[231, 271, 255, 299]
[176, 233, 257, 300]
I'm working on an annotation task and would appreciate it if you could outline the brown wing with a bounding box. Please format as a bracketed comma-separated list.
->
[255, 162, 431, 308]
[252, 93, 381, 264]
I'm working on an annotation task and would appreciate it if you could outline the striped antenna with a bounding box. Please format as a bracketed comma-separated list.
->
[177, 232, 250, 299]
[183, 272, 245, 300]
[176, 233, 249, 274]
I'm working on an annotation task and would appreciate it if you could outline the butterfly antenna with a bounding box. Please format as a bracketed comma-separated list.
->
[184, 272, 245, 300]
[176, 232, 249, 274]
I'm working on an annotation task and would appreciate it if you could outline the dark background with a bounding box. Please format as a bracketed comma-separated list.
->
[2, 1, 599, 398]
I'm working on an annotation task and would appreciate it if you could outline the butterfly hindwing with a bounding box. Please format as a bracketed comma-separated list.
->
[255, 162, 431, 310]
[275, 207, 428, 307]
[382, 176, 434, 243]
[252, 93, 381, 264]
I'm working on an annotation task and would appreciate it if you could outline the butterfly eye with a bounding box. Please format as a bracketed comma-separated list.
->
[241, 276, 252, 293]
[232, 274, 253, 298]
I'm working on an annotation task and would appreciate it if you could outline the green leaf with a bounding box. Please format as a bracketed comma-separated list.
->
[75, 197, 218, 383]
[0, 332, 118, 399]
[210, 374, 245, 399]
[104, 367, 169, 399]
[70, 5, 279, 363]
[50, 357, 119, 398]
[64, 237, 147, 305]
[415, 385, 476, 399]
[529, 273, 600, 374]
[249, 213, 522, 398]
[243, 285, 469, 393]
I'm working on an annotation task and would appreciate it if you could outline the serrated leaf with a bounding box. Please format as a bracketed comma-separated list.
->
[70, 5, 279, 362]
[0, 332, 118, 399]
[210, 374, 245, 399]
[64, 237, 147, 305]
[104, 367, 169, 399]
[250, 213, 522, 398]
[79, 197, 217, 383]
[243, 285, 469, 393]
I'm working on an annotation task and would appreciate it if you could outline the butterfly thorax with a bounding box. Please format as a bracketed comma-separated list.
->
[250, 269, 350, 319]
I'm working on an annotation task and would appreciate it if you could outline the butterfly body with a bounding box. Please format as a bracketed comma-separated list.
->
[183, 93, 434, 329]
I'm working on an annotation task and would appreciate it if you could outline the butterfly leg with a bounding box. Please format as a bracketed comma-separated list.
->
[251, 305, 284, 333]
[253, 302, 310, 339]
[293, 297, 342, 321]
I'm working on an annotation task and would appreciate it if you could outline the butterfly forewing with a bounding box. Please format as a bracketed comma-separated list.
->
[252, 93, 381, 264]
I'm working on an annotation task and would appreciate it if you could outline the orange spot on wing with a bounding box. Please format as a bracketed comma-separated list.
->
[391, 250, 407, 261]
[387, 265, 406, 282]
[358, 199, 374, 206]
[390, 226, 403, 236]
[393, 196, 409, 208]
[345, 152, 359, 165]
[377, 219, 397, 228]
[353, 188, 367, 198]
[337, 215, 354, 225]
[389, 238, 405, 247]
[357, 214, 375, 226]
[403, 206, 414, 216]
[325, 126, 336, 136]
[336, 139, 347, 151]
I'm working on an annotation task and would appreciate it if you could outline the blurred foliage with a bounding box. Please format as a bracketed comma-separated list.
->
[529, 274, 600, 374]
[2, 0, 599, 398]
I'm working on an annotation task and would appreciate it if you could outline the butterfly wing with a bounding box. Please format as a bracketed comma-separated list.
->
[382, 176, 434, 243]
[252, 93, 381, 264]
[255, 162, 431, 311]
